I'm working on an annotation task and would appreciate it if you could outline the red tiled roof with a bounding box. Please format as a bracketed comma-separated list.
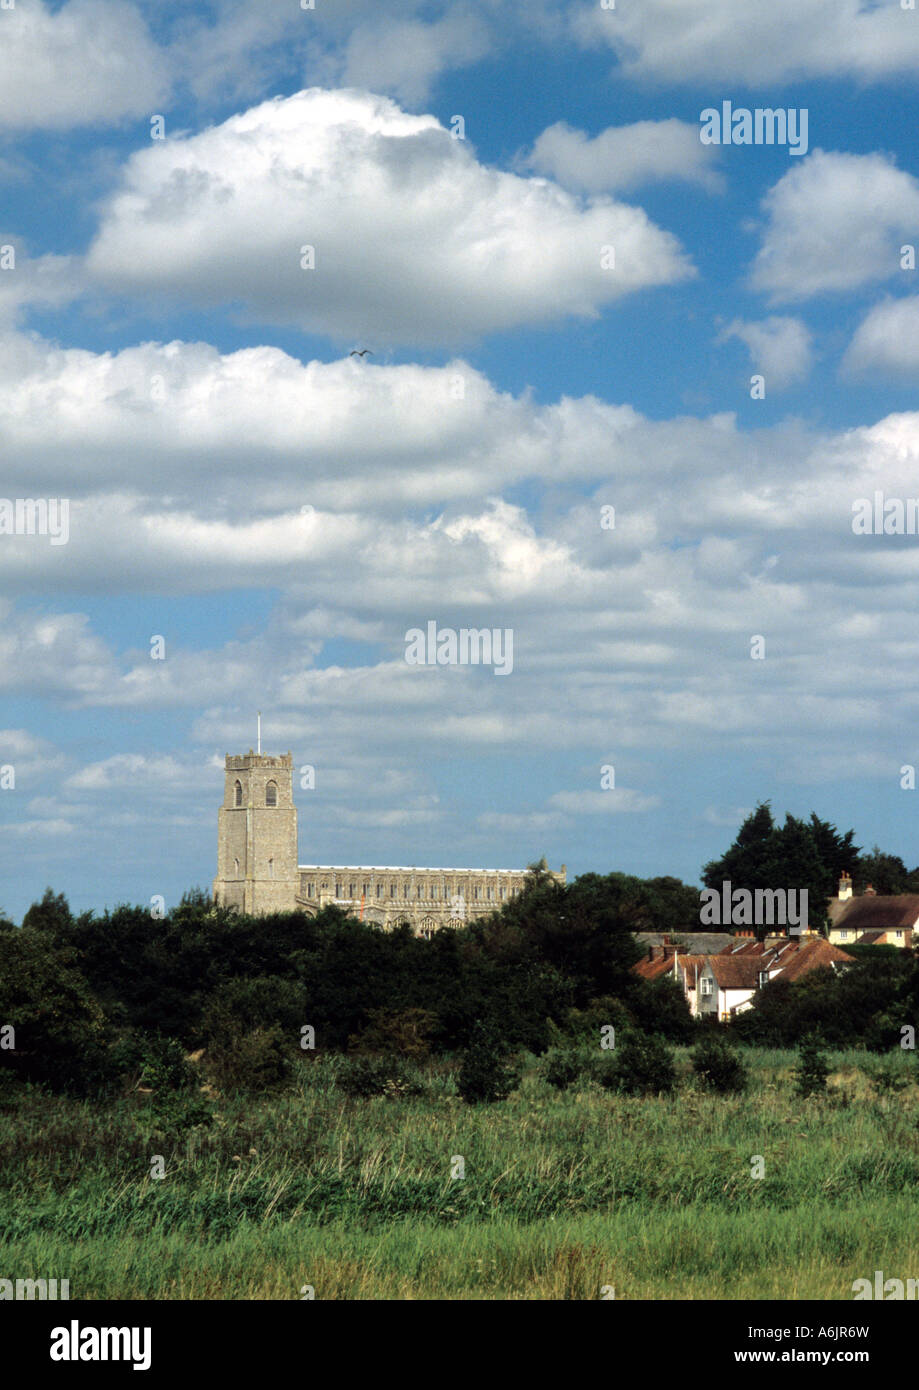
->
[774, 938, 854, 982]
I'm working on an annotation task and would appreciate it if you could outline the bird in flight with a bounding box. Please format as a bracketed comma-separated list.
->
[349, 348, 373, 357]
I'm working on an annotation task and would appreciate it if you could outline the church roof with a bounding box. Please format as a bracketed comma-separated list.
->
[297, 864, 526, 873]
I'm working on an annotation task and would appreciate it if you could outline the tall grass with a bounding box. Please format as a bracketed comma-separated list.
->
[2, 1048, 918, 1299]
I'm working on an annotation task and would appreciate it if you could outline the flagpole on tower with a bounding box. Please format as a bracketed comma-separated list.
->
[257, 711, 261, 755]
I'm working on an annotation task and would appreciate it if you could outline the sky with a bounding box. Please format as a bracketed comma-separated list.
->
[1, 0, 919, 922]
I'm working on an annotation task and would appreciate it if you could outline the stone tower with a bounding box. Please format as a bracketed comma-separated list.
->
[213, 750, 298, 915]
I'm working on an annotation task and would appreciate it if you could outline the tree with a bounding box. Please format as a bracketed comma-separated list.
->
[21, 887, 73, 940]
[703, 804, 860, 937]
[0, 929, 107, 1093]
[457, 1020, 519, 1103]
[691, 1033, 747, 1093]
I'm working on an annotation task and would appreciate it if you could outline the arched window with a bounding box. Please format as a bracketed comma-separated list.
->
[266, 780, 278, 807]
[234, 779, 243, 807]
[234, 857, 239, 877]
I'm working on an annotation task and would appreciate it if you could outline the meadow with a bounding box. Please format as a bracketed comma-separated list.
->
[4, 1046, 919, 1300]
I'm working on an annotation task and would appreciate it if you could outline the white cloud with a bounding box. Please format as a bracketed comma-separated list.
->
[572, 0, 919, 83]
[0, 0, 169, 131]
[85, 88, 694, 345]
[338, 8, 492, 105]
[526, 119, 723, 193]
[751, 151, 919, 302]
[844, 296, 919, 377]
[718, 316, 813, 389]
[547, 789, 661, 814]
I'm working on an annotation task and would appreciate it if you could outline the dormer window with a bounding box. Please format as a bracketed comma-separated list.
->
[266, 781, 278, 807]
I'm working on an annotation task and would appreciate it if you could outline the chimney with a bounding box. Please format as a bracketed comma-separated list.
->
[838, 871, 852, 902]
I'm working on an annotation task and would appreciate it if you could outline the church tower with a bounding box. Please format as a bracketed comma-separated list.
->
[213, 750, 299, 915]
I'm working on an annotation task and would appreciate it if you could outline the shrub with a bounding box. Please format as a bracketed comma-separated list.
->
[863, 1057, 912, 1096]
[691, 1033, 748, 1094]
[336, 1054, 425, 1099]
[456, 1022, 519, 1104]
[347, 1007, 438, 1058]
[540, 1048, 582, 1090]
[206, 1026, 292, 1094]
[794, 1034, 829, 1097]
[601, 1031, 676, 1096]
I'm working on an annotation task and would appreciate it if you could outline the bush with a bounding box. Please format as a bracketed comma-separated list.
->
[456, 1022, 519, 1104]
[691, 1033, 747, 1094]
[863, 1057, 912, 1096]
[600, 1032, 676, 1096]
[540, 1048, 582, 1090]
[336, 1054, 425, 1099]
[794, 1034, 829, 1097]
[206, 1026, 292, 1094]
[347, 1007, 438, 1058]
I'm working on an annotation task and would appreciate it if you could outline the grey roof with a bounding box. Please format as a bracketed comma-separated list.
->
[634, 931, 734, 955]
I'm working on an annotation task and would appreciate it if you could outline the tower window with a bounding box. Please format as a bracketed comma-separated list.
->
[268, 858, 274, 879]
[234, 779, 243, 807]
[234, 857, 239, 876]
[266, 781, 278, 807]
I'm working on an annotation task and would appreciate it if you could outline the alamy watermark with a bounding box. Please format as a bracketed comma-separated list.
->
[700, 881, 808, 933]
[852, 492, 919, 535]
[404, 621, 514, 676]
[0, 1277, 69, 1299]
[0, 498, 69, 545]
[700, 102, 808, 156]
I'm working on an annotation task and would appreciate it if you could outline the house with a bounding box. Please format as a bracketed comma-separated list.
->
[633, 934, 855, 1022]
[827, 872, 918, 950]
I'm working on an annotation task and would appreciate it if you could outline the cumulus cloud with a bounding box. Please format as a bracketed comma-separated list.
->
[844, 296, 919, 377]
[85, 88, 694, 344]
[0, 0, 169, 130]
[751, 151, 919, 302]
[525, 119, 724, 193]
[718, 316, 813, 389]
[571, 0, 919, 83]
[338, 7, 492, 104]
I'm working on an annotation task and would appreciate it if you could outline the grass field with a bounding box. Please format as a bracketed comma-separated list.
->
[3, 1047, 919, 1299]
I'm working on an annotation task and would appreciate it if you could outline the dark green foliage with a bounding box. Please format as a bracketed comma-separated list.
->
[0, 929, 108, 1095]
[335, 1054, 425, 1099]
[863, 1058, 912, 1096]
[794, 1034, 830, 1097]
[457, 1021, 519, 1103]
[540, 1048, 582, 1090]
[691, 1032, 748, 1094]
[206, 1027, 292, 1094]
[703, 804, 860, 937]
[602, 1031, 677, 1096]
[735, 948, 916, 1048]
[21, 887, 73, 938]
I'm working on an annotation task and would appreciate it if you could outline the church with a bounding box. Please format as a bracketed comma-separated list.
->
[212, 749, 566, 934]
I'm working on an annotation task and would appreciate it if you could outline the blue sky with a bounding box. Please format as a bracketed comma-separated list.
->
[1, 0, 919, 921]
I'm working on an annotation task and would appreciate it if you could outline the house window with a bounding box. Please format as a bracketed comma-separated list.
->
[266, 781, 278, 807]
[701, 978, 713, 997]
[839, 930, 848, 940]
[758, 970, 769, 988]
[234, 779, 243, 807]
[896, 930, 903, 939]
